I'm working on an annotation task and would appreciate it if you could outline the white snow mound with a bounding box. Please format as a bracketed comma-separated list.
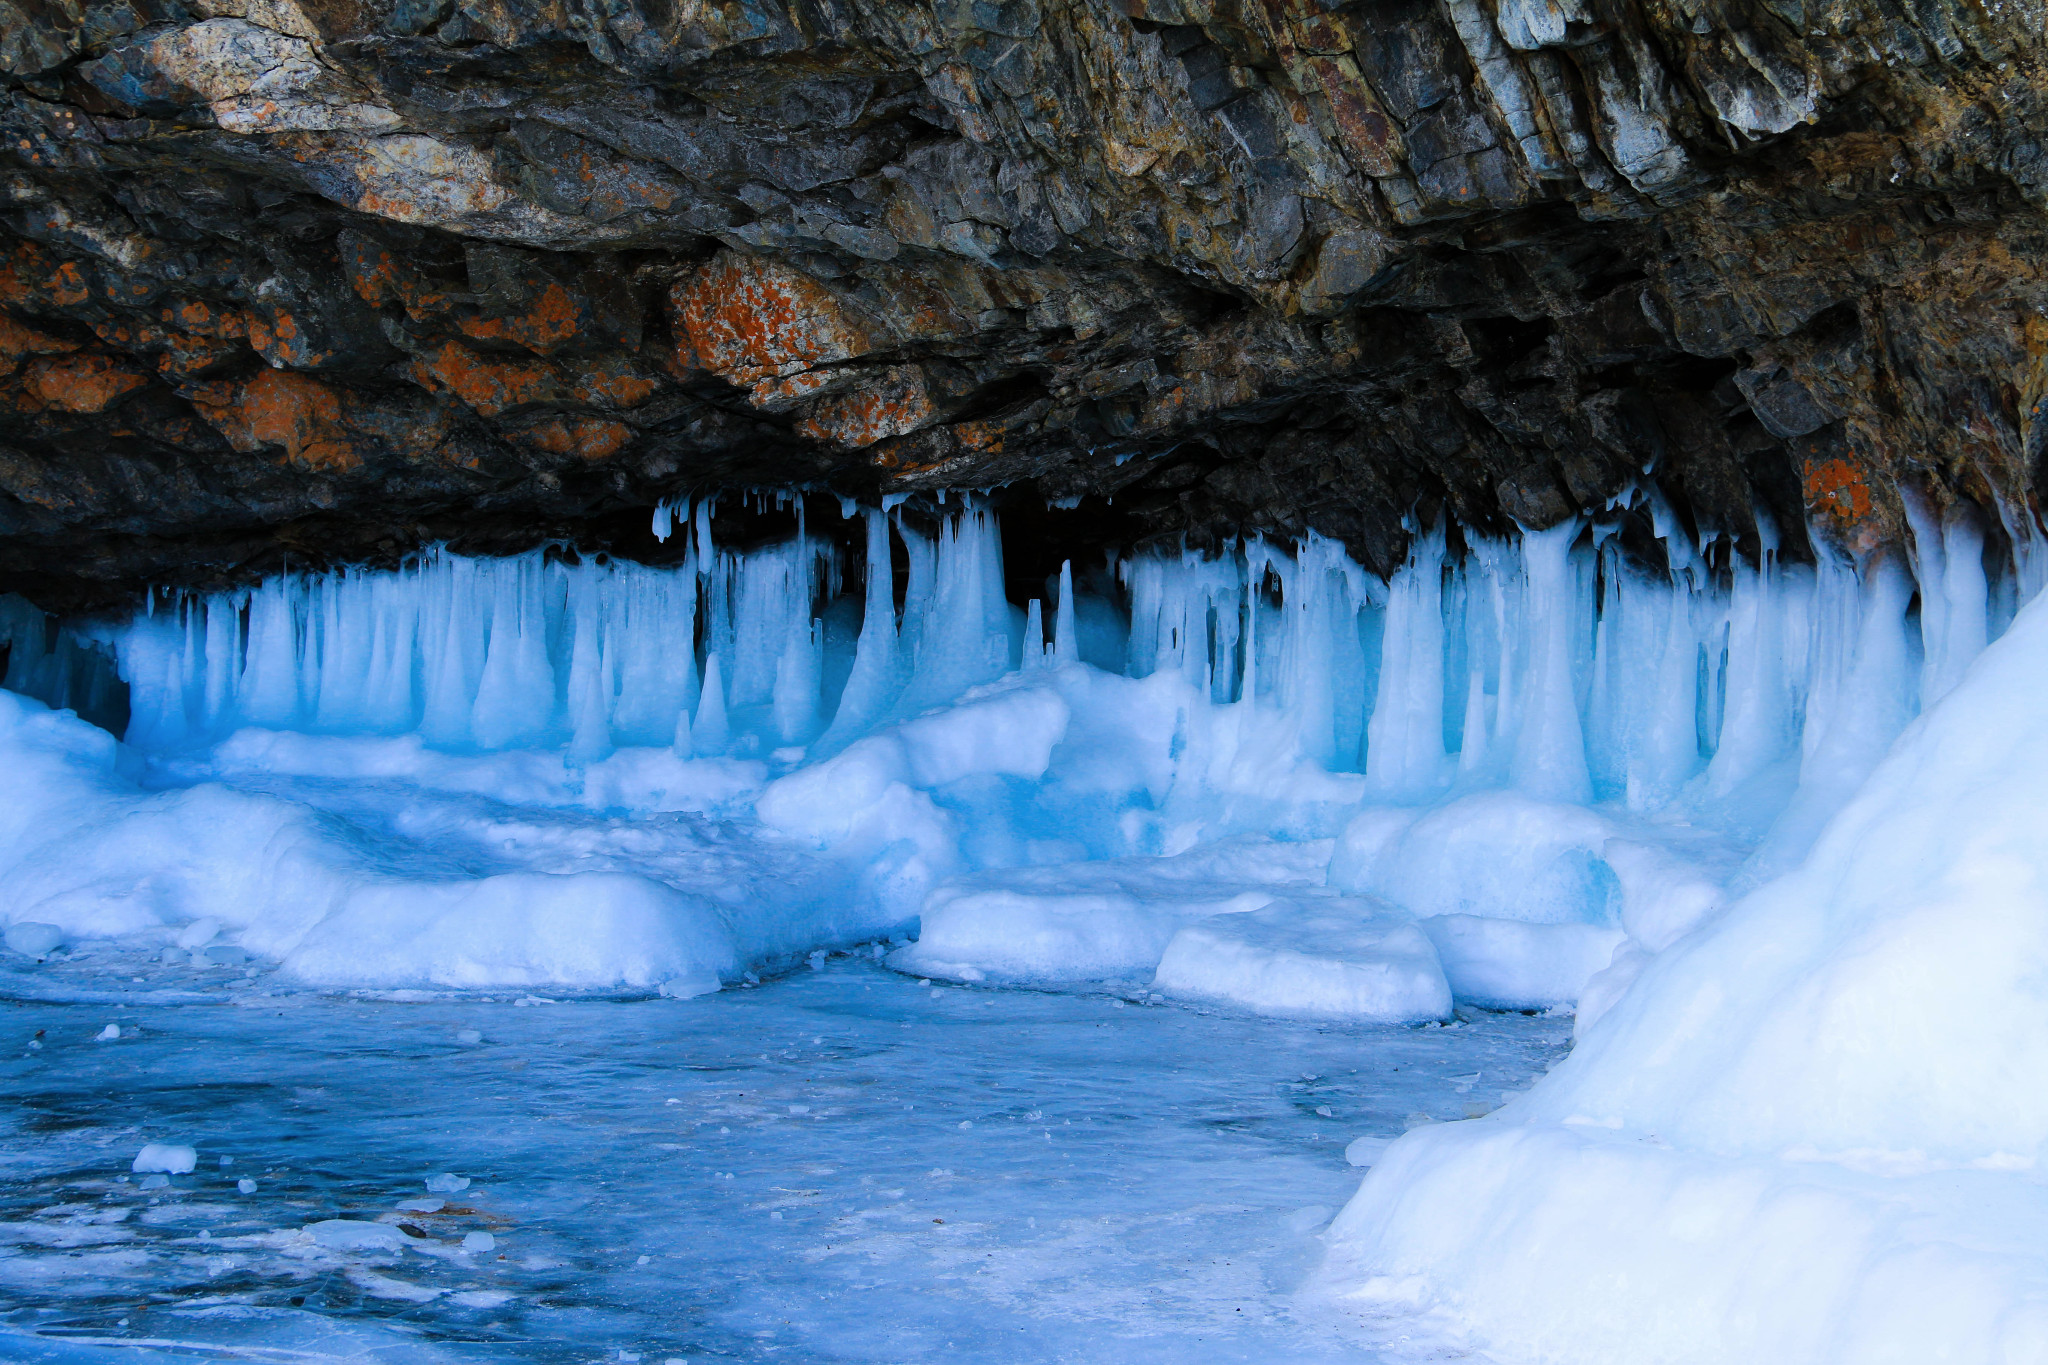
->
[1320, 584, 2048, 1363]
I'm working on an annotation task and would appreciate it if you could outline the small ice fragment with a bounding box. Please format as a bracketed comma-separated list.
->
[917, 979, 930, 987]
[397, 1198, 444, 1212]
[957, 1120, 973, 1130]
[456, 1028, 483, 1045]
[139, 1173, 169, 1190]
[788, 1104, 809, 1115]
[202, 944, 249, 966]
[176, 917, 222, 950]
[95, 1024, 121, 1042]
[636, 1254, 651, 1265]
[426, 1173, 471, 1194]
[4, 922, 62, 957]
[808, 951, 826, 971]
[660, 971, 720, 1000]
[237, 1178, 258, 1194]
[1316, 1106, 1334, 1118]
[1345, 1135, 1391, 1167]
[309, 1219, 410, 1251]
[451, 1290, 513, 1308]
[619, 1353, 641, 1363]
[218, 1155, 233, 1168]
[160, 946, 183, 965]
[134, 1143, 197, 1174]
[462, 1231, 495, 1252]
[1285, 1205, 1333, 1235]
[769, 1211, 783, 1221]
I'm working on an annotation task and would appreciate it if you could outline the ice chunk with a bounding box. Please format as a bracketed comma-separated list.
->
[1344, 1135, 1391, 1168]
[308, 1219, 412, 1251]
[462, 1231, 495, 1252]
[659, 968, 722, 1000]
[133, 1143, 197, 1174]
[237, 1178, 258, 1194]
[398, 1198, 445, 1212]
[1284, 1205, 1332, 1235]
[425, 1173, 471, 1194]
[1415, 916, 1625, 1011]
[176, 917, 222, 950]
[1153, 897, 1451, 1023]
[94, 1024, 121, 1041]
[455, 1028, 483, 1045]
[4, 921, 61, 957]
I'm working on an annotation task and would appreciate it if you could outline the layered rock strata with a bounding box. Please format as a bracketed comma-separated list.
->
[0, 0, 2043, 603]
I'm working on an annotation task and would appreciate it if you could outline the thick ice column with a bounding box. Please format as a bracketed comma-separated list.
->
[1022, 598, 1048, 669]
[361, 572, 418, 732]
[1366, 525, 1448, 794]
[819, 510, 903, 750]
[1509, 520, 1592, 805]
[1053, 561, 1080, 666]
[1704, 550, 1796, 798]
[773, 613, 823, 745]
[238, 577, 304, 729]
[608, 561, 699, 746]
[1909, 496, 1990, 706]
[420, 555, 485, 748]
[693, 653, 731, 754]
[566, 569, 615, 763]
[470, 557, 558, 751]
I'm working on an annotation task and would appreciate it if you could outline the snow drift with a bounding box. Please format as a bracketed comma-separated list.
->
[1320, 577, 2048, 1362]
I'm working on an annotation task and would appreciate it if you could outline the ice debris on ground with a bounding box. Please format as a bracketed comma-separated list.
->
[1321, 548, 2048, 1363]
[132, 1143, 196, 1174]
[425, 1173, 471, 1194]
[0, 492, 2009, 1023]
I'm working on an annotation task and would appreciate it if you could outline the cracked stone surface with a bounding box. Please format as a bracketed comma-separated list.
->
[0, 0, 2044, 604]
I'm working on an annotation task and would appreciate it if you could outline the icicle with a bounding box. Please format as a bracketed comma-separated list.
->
[652, 500, 673, 543]
[1023, 598, 1048, 669]
[1053, 560, 1080, 666]
[1366, 522, 1448, 795]
[694, 653, 731, 754]
[1509, 520, 1593, 805]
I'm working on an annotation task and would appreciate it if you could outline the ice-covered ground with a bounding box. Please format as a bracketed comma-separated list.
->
[0, 954, 1567, 1363]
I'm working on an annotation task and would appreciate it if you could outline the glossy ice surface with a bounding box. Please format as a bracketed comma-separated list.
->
[0, 953, 1567, 1363]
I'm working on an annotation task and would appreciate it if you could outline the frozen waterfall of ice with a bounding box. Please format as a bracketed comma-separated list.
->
[0, 493, 2008, 1026]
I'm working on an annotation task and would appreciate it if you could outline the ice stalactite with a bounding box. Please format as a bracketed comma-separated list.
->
[96, 495, 2015, 840]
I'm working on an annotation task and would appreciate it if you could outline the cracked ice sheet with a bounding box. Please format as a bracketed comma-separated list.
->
[0, 958, 1566, 1363]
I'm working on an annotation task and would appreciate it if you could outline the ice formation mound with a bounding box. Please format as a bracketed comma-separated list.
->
[0, 689, 740, 991]
[0, 492, 2018, 1011]
[1321, 588, 2048, 1362]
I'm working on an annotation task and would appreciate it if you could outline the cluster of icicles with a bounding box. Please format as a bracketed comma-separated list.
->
[82, 491, 2033, 811]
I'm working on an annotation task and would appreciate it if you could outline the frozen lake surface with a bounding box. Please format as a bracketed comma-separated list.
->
[0, 952, 1568, 1364]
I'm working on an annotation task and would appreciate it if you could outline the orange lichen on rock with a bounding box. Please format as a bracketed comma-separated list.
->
[17, 353, 149, 413]
[515, 415, 633, 460]
[0, 312, 79, 372]
[795, 366, 937, 448]
[458, 282, 581, 355]
[409, 340, 554, 417]
[193, 370, 360, 470]
[567, 356, 659, 409]
[247, 310, 332, 369]
[1802, 454, 1874, 525]
[670, 250, 872, 399]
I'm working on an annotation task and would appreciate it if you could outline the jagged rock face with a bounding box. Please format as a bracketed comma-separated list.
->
[0, 0, 2043, 606]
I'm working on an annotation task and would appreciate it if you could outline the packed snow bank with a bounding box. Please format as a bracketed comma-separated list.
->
[0, 690, 742, 991]
[1154, 895, 1451, 1021]
[1321, 576, 2048, 1363]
